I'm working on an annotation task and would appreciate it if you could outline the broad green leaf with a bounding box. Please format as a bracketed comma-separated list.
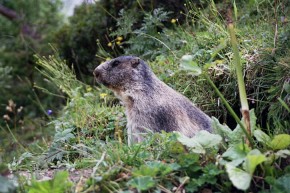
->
[265, 174, 290, 192]
[253, 130, 271, 146]
[243, 149, 266, 174]
[159, 163, 180, 176]
[227, 158, 245, 167]
[180, 55, 202, 75]
[133, 164, 159, 177]
[177, 132, 205, 154]
[230, 125, 244, 144]
[133, 161, 180, 177]
[55, 128, 75, 142]
[226, 164, 251, 191]
[223, 109, 257, 145]
[29, 179, 52, 193]
[28, 171, 72, 193]
[146, 161, 180, 176]
[276, 174, 290, 191]
[52, 171, 73, 190]
[167, 141, 187, 154]
[0, 176, 16, 193]
[200, 164, 223, 185]
[127, 176, 155, 191]
[186, 179, 200, 192]
[176, 131, 222, 153]
[275, 149, 290, 159]
[193, 130, 222, 148]
[177, 153, 199, 168]
[270, 134, 290, 150]
[222, 143, 250, 161]
[211, 117, 233, 143]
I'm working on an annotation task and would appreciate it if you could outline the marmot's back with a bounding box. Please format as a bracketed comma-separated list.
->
[94, 56, 212, 144]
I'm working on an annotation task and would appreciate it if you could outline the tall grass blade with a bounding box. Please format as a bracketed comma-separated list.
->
[227, 8, 252, 146]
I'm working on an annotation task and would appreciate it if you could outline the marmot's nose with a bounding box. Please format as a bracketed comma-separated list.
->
[93, 68, 101, 79]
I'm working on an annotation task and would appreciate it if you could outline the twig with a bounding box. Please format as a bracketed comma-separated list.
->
[272, 0, 279, 55]
[92, 152, 107, 177]
[253, 175, 264, 180]
[157, 184, 172, 193]
[175, 177, 189, 193]
[0, 4, 20, 20]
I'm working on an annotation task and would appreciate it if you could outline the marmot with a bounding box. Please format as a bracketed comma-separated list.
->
[93, 56, 212, 145]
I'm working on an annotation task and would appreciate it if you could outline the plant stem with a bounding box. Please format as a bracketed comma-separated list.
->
[227, 8, 251, 146]
[273, 0, 279, 54]
[3, 124, 27, 151]
[204, 74, 253, 146]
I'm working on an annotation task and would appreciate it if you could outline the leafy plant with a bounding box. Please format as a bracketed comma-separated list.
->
[177, 130, 222, 154]
[127, 176, 155, 191]
[110, 8, 174, 60]
[0, 63, 12, 89]
[0, 176, 17, 193]
[265, 173, 290, 193]
[34, 54, 127, 164]
[26, 171, 72, 193]
[35, 54, 85, 99]
[177, 3, 290, 191]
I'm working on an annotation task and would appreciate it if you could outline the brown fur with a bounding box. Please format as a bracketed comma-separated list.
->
[94, 56, 212, 145]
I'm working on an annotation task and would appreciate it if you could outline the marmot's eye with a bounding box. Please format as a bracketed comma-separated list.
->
[111, 60, 120, 68]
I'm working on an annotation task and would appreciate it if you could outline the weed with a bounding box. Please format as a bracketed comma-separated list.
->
[25, 171, 72, 193]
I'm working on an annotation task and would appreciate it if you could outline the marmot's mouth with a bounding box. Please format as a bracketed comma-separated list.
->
[95, 77, 110, 88]
[102, 81, 110, 87]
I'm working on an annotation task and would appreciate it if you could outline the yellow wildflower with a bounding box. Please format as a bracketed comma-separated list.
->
[100, 93, 107, 99]
[116, 41, 121, 45]
[214, 60, 224, 64]
[86, 86, 92, 92]
[171, 18, 177, 24]
[107, 42, 112, 47]
[117, 36, 123, 41]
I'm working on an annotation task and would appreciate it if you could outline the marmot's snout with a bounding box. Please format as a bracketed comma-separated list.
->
[93, 56, 142, 89]
[93, 63, 107, 85]
[93, 67, 101, 80]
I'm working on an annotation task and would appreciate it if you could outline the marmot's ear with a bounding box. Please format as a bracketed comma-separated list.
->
[130, 58, 140, 68]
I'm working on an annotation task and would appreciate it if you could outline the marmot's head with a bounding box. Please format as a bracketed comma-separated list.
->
[93, 56, 153, 91]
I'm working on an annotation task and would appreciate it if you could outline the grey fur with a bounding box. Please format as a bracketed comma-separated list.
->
[94, 56, 212, 145]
